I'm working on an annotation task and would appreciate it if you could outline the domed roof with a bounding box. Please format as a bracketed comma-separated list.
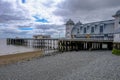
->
[116, 10, 120, 15]
[75, 21, 82, 25]
[66, 19, 75, 25]
[114, 10, 120, 17]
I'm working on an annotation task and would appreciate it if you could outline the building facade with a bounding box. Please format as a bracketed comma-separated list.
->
[65, 10, 120, 41]
[71, 20, 114, 40]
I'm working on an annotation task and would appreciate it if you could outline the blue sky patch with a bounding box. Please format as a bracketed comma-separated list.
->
[19, 27, 33, 30]
[33, 15, 48, 23]
[22, 0, 26, 3]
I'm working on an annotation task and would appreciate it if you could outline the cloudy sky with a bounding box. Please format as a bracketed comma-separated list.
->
[0, 0, 120, 38]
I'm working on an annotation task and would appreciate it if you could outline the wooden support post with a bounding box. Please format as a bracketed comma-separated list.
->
[107, 42, 113, 50]
[66, 41, 68, 51]
[53, 40, 55, 50]
[62, 40, 64, 52]
[88, 42, 92, 51]
[67, 41, 69, 51]
[72, 41, 74, 51]
[84, 42, 86, 50]
[96, 43, 98, 50]
[83, 42, 85, 50]
[92, 43, 94, 50]
[70, 41, 71, 51]
[75, 41, 78, 51]
[64, 41, 66, 51]
[100, 43, 102, 50]
[81, 42, 83, 50]
[58, 41, 60, 51]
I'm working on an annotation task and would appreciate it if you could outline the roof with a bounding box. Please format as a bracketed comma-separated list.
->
[75, 21, 82, 26]
[66, 19, 75, 25]
[83, 19, 115, 25]
[113, 10, 120, 17]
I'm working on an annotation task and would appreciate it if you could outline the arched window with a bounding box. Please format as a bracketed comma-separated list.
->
[77, 29, 79, 33]
[100, 26, 103, 33]
[95, 25, 97, 29]
[91, 27, 94, 33]
[80, 27, 82, 30]
[87, 26, 89, 30]
[84, 28, 86, 33]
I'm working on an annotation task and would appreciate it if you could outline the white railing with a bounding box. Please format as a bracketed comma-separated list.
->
[72, 38, 113, 41]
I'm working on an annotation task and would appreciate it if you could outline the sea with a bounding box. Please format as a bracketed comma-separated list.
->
[0, 39, 39, 56]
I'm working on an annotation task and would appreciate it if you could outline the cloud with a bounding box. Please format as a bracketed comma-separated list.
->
[1, 0, 120, 38]
[0, 0, 31, 23]
[35, 24, 65, 32]
[42, 0, 55, 7]
[0, 22, 33, 38]
[0, 25, 28, 34]
[0, 0, 65, 38]
[33, 24, 65, 37]
[57, 0, 120, 11]
[54, 0, 120, 23]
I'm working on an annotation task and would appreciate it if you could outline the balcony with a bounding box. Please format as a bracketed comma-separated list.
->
[73, 34, 113, 41]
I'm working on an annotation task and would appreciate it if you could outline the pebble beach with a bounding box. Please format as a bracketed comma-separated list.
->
[0, 51, 120, 80]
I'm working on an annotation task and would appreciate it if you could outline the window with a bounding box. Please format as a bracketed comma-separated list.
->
[104, 34, 108, 37]
[80, 27, 82, 30]
[95, 25, 97, 27]
[91, 27, 94, 33]
[67, 32, 69, 35]
[84, 28, 86, 33]
[87, 26, 89, 29]
[104, 24, 106, 29]
[100, 26, 103, 33]
[95, 25, 97, 29]
[77, 29, 79, 33]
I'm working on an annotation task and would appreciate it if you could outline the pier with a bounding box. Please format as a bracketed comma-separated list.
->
[7, 38, 58, 49]
[7, 38, 113, 52]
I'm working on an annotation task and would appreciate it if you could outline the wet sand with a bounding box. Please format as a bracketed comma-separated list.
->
[0, 51, 43, 65]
